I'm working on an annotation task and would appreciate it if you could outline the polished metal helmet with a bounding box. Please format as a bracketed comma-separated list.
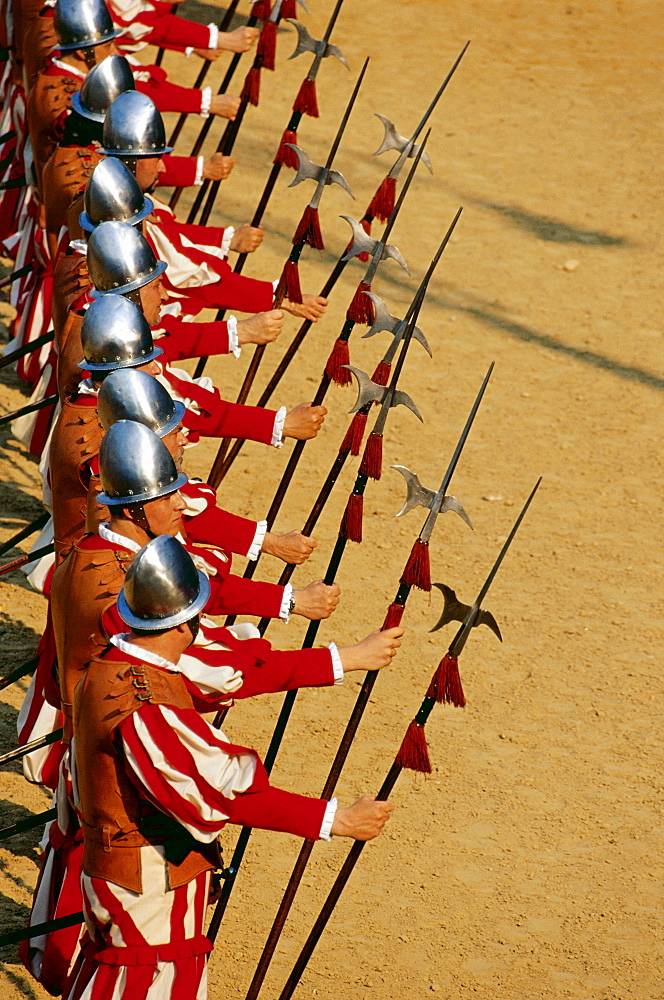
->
[97, 420, 188, 507]
[71, 55, 135, 123]
[87, 221, 167, 297]
[54, 0, 121, 52]
[97, 368, 185, 436]
[118, 534, 210, 631]
[79, 158, 153, 232]
[102, 91, 174, 158]
[79, 294, 163, 370]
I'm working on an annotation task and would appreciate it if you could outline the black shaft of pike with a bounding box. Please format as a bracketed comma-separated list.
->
[0, 728, 63, 766]
[0, 263, 32, 291]
[203, 59, 368, 478]
[167, 0, 242, 153]
[0, 656, 38, 693]
[0, 542, 54, 577]
[0, 511, 50, 556]
[0, 331, 54, 371]
[219, 142, 428, 610]
[0, 807, 57, 842]
[0, 911, 84, 948]
[0, 393, 58, 427]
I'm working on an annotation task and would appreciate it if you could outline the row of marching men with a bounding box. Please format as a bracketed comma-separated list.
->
[2, 1, 407, 998]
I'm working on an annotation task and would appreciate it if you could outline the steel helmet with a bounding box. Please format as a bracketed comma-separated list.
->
[80, 158, 153, 232]
[117, 534, 210, 631]
[53, 0, 121, 52]
[97, 420, 187, 507]
[97, 368, 185, 436]
[79, 294, 162, 370]
[87, 221, 167, 297]
[102, 91, 174, 158]
[71, 54, 135, 123]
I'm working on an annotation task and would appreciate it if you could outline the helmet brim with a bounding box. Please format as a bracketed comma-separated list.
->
[79, 195, 154, 234]
[117, 566, 211, 631]
[97, 469, 188, 508]
[89, 258, 167, 298]
[70, 90, 106, 123]
[52, 27, 122, 52]
[101, 145, 175, 158]
[157, 400, 187, 438]
[78, 342, 163, 371]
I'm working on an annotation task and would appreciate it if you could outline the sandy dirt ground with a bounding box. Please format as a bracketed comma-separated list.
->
[0, 1, 663, 997]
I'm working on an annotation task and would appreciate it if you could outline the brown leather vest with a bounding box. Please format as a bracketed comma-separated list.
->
[52, 253, 90, 343]
[74, 656, 219, 893]
[27, 70, 82, 190]
[56, 309, 85, 403]
[22, 14, 58, 93]
[49, 396, 103, 559]
[11, 0, 47, 65]
[50, 538, 130, 740]
[42, 145, 104, 263]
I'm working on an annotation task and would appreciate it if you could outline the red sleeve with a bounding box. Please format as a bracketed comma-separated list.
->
[134, 66, 203, 114]
[140, 13, 213, 51]
[205, 573, 285, 619]
[184, 501, 258, 557]
[183, 396, 278, 444]
[174, 222, 226, 248]
[185, 270, 275, 314]
[226, 779, 328, 840]
[158, 155, 198, 188]
[156, 315, 230, 361]
[233, 647, 335, 699]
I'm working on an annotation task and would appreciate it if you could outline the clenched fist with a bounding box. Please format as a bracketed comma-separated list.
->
[281, 294, 328, 322]
[262, 530, 317, 565]
[202, 153, 235, 180]
[339, 627, 404, 673]
[331, 796, 394, 840]
[230, 223, 264, 254]
[292, 580, 340, 620]
[210, 94, 241, 120]
[219, 25, 260, 52]
[282, 402, 327, 440]
[237, 310, 284, 346]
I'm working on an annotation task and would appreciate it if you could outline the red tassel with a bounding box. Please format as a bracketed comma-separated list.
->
[241, 66, 261, 107]
[368, 175, 397, 223]
[396, 721, 432, 774]
[251, 0, 271, 20]
[346, 281, 375, 325]
[257, 19, 277, 71]
[340, 493, 363, 543]
[274, 260, 302, 305]
[358, 216, 372, 262]
[401, 538, 431, 591]
[325, 338, 352, 386]
[340, 411, 367, 456]
[381, 602, 405, 630]
[371, 360, 391, 387]
[273, 128, 299, 168]
[279, 0, 297, 19]
[359, 432, 382, 480]
[427, 653, 466, 708]
[293, 77, 319, 118]
[293, 205, 324, 250]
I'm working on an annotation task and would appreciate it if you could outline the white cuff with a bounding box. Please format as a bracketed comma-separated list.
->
[327, 642, 344, 685]
[185, 46, 194, 57]
[227, 315, 240, 358]
[319, 798, 338, 841]
[279, 583, 294, 623]
[246, 519, 267, 561]
[208, 23, 219, 49]
[271, 405, 287, 448]
[220, 226, 234, 258]
[200, 86, 212, 117]
[194, 156, 205, 186]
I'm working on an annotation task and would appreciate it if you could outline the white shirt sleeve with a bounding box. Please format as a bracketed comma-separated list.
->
[246, 519, 267, 561]
[279, 583, 294, 623]
[327, 642, 344, 685]
[319, 798, 338, 841]
[200, 86, 212, 118]
[194, 156, 205, 186]
[271, 405, 287, 448]
[227, 314, 241, 358]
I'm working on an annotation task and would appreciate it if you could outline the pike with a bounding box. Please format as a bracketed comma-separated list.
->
[190, 3, 350, 383]
[0, 542, 54, 577]
[203, 62, 365, 475]
[0, 728, 63, 766]
[0, 807, 57, 842]
[271, 481, 542, 1000]
[0, 393, 58, 427]
[210, 142, 425, 580]
[358, 40, 469, 252]
[0, 655, 38, 693]
[0, 330, 55, 371]
[0, 262, 33, 291]
[0, 511, 50, 556]
[187, 0, 290, 226]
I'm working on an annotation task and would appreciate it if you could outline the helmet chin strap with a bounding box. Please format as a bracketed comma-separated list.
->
[128, 502, 158, 539]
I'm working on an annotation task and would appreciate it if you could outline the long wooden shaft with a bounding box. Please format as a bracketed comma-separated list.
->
[0, 512, 49, 556]
[0, 656, 38, 693]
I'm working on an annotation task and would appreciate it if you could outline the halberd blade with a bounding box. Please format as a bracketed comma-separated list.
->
[286, 20, 348, 67]
[361, 292, 431, 356]
[339, 216, 410, 272]
[391, 465, 437, 517]
[343, 366, 385, 412]
[430, 583, 502, 640]
[391, 389, 423, 422]
[372, 114, 433, 173]
[284, 147, 353, 196]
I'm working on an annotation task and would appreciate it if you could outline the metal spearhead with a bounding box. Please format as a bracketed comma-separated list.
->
[285, 145, 354, 198]
[286, 20, 348, 67]
[340, 215, 409, 273]
[344, 367, 422, 421]
[429, 583, 501, 640]
[391, 465, 472, 527]
[362, 292, 431, 356]
[373, 114, 433, 173]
